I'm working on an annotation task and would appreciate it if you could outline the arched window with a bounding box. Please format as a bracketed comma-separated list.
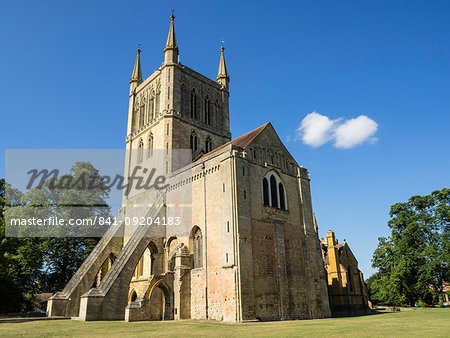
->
[279, 183, 286, 210]
[148, 133, 153, 158]
[155, 87, 161, 116]
[204, 97, 211, 125]
[138, 139, 144, 163]
[190, 131, 198, 154]
[149, 92, 155, 121]
[205, 137, 212, 153]
[190, 89, 198, 120]
[193, 228, 202, 268]
[180, 83, 187, 117]
[139, 104, 145, 129]
[262, 178, 270, 206]
[133, 103, 139, 132]
[129, 290, 137, 302]
[270, 175, 278, 208]
[262, 171, 287, 210]
[214, 100, 221, 127]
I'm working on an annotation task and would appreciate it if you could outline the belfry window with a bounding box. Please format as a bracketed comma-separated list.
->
[214, 100, 221, 127]
[139, 105, 145, 129]
[190, 89, 198, 120]
[150, 94, 155, 121]
[262, 171, 287, 210]
[190, 131, 198, 154]
[204, 97, 211, 125]
[155, 87, 161, 116]
[205, 137, 212, 153]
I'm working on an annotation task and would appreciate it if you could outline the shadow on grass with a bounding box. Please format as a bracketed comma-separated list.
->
[0, 317, 68, 324]
[331, 309, 392, 318]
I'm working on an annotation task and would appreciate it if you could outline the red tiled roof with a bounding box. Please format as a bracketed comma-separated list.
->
[197, 122, 270, 161]
[37, 293, 54, 303]
[230, 122, 270, 148]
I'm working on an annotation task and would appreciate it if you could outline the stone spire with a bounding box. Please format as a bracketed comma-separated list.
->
[130, 48, 142, 85]
[129, 48, 142, 95]
[217, 45, 229, 88]
[164, 13, 179, 64]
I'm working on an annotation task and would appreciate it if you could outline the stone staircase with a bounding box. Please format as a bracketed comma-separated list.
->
[78, 193, 167, 320]
[47, 212, 125, 317]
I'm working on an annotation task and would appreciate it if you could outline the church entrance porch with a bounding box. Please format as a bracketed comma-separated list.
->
[125, 275, 174, 322]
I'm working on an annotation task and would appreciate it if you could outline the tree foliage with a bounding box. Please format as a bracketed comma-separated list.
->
[0, 162, 111, 313]
[368, 188, 450, 306]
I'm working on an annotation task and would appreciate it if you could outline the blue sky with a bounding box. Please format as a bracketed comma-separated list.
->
[1, 0, 449, 277]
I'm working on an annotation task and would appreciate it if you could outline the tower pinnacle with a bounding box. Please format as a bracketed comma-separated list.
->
[164, 13, 179, 64]
[130, 48, 142, 94]
[130, 48, 142, 83]
[217, 45, 229, 88]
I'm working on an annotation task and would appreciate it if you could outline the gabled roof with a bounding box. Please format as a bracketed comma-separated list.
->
[197, 122, 270, 161]
[230, 122, 270, 148]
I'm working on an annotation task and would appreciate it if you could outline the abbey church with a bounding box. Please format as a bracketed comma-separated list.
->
[47, 15, 366, 322]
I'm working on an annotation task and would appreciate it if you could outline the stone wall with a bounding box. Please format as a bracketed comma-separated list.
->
[233, 124, 331, 321]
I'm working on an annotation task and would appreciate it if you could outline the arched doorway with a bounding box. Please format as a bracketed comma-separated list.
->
[148, 281, 173, 320]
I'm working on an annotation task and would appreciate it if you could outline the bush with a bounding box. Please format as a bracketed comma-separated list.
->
[416, 301, 427, 307]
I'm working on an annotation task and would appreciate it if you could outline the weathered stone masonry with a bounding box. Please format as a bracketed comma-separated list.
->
[47, 14, 332, 322]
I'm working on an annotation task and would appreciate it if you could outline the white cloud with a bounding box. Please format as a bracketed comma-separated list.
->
[297, 113, 378, 149]
[334, 115, 378, 149]
[296, 112, 336, 147]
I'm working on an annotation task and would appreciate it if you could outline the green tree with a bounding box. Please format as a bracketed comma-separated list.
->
[0, 179, 44, 312]
[368, 188, 450, 306]
[18, 162, 110, 291]
[0, 161, 112, 312]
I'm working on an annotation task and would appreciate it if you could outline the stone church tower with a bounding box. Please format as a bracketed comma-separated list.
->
[47, 15, 331, 322]
[126, 13, 231, 173]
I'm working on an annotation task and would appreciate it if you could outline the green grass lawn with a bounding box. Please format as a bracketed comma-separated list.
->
[0, 309, 449, 337]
